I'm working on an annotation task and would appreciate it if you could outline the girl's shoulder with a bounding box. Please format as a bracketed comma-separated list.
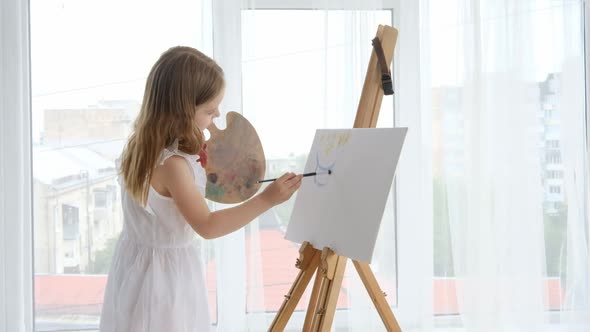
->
[159, 139, 182, 165]
[114, 139, 195, 187]
[157, 139, 204, 184]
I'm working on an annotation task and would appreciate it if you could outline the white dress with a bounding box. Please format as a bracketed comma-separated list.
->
[100, 141, 210, 332]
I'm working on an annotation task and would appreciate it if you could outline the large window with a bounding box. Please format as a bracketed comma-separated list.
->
[31, 0, 210, 330]
[239, 8, 397, 322]
[29, 0, 588, 331]
[429, 0, 586, 319]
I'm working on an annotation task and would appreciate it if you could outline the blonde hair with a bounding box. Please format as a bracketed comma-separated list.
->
[121, 46, 224, 204]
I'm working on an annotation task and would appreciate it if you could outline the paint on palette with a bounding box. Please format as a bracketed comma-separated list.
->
[205, 181, 225, 201]
[204, 112, 266, 203]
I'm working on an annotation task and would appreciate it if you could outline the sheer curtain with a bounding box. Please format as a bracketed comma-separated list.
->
[0, 0, 34, 331]
[559, 1, 590, 328]
[395, 0, 435, 329]
[235, 0, 590, 330]
[413, 0, 590, 331]
[236, 0, 422, 331]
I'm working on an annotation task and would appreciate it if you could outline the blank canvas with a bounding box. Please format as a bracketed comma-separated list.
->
[285, 128, 407, 263]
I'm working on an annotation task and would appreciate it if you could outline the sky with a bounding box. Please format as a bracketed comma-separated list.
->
[30, 0, 583, 157]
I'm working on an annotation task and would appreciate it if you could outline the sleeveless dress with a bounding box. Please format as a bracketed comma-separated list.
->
[99, 141, 210, 332]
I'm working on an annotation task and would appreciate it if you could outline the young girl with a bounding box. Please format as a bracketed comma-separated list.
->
[99, 46, 302, 332]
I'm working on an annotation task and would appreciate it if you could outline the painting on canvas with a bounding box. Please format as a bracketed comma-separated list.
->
[285, 127, 407, 263]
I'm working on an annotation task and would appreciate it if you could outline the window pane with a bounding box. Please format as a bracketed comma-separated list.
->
[30, 0, 213, 330]
[241, 9, 396, 316]
[430, 1, 585, 315]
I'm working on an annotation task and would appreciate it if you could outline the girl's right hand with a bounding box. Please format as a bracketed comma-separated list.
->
[260, 172, 303, 206]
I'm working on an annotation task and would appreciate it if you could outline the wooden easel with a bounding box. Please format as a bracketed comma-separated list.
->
[268, 25, 401, 332]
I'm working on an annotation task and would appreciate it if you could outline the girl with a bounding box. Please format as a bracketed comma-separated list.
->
[99, 46, 302, 331]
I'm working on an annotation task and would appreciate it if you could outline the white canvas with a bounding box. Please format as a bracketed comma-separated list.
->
[285, 128, 407, 263]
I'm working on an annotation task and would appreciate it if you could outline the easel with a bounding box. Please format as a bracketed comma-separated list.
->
[268, 25, 401, 332]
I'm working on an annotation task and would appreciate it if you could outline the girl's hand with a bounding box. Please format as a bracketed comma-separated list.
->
[260, 172, 302, 206]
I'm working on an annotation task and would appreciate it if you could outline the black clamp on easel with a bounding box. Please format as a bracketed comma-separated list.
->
[372, 37, 394, 95]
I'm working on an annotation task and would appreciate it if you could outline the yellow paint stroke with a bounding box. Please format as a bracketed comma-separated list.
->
[319, 132, 351, 156]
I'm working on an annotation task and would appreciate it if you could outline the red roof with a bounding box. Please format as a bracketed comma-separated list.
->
[35, 229, 564, 321]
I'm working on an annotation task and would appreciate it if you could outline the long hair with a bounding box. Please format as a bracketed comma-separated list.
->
[120, 46, 224, 204]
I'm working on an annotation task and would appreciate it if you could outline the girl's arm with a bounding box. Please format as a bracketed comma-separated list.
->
[157, 155, 302, 239]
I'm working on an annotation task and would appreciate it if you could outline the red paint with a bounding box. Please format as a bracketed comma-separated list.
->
[197, 144, 208, 168]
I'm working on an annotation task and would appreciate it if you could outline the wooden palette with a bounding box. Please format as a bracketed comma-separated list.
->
[204, 112, 266, 204]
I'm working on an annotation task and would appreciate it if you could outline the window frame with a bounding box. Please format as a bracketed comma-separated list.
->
[212, 0, 421, 328]
[586, 0, 590, 201]
[583, 0, 590, 294]
[2, 0, 34, 330]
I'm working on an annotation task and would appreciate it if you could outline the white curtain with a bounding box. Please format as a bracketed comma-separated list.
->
[414, 0, 590, 331]
[0, 0, 34, 331]
[559, 2, 590, 328]
[222, 0, 590, 329]
[236, 0, 423, 331]
[395, 0, 435, 329]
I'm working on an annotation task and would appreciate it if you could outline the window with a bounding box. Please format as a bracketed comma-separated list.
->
[547, 170, 563, 179]
[547, 139, 560, 149]
[62, 204, 80, 240]
[549, 185, 561, 194]
[93, 189, 108, 208]
[546, 151, 562, 163]
[27, 0, 587, 331]
[430, 0, 585, 319]
[31, 0, 210, 330]
[237, 4, 398, 326]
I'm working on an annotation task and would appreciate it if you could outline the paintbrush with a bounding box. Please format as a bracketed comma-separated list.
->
[257, 170, 332, 184]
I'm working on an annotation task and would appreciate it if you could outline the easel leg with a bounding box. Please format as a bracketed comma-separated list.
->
[353, 261, 401, 332]
[268, 243, 320, 332]
[302, 264, 324, 330]
[304, 248, 348, 332]
[316, 255, 347, 332]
